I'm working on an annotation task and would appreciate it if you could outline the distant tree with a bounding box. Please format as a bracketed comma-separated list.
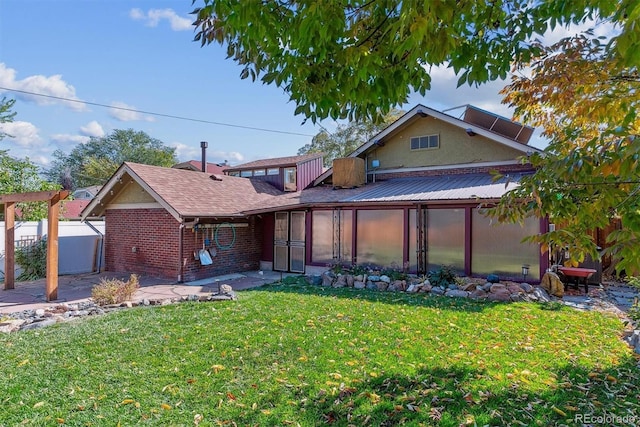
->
[0, 97, 16, 139]
[1, 97, 59, 221]
[191, 1, 637, 123]
[0, 153, 60, 221]
[46, 129, 179, 189]
[299, 109, 404, 168]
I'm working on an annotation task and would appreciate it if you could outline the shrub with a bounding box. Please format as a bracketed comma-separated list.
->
[15, 238, 48, 281]
[428, 265, 458, 288]
[91, 274, 140, 306]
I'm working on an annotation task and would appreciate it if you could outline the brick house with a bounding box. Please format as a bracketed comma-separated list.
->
[82, 104, 548, 282]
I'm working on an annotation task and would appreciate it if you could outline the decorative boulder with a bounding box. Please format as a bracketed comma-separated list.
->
[487, 274, 500, 283]
[540, 271, 564, 297]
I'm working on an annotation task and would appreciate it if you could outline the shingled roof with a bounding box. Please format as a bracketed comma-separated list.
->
[80, 162, 285, 221]
[226, 153, 323, 171]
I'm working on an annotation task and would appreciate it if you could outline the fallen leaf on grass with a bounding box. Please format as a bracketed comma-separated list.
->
[33, 401, 45, 409]
[161, 403, 172, 410]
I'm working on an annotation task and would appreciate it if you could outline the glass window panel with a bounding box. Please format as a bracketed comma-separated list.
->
[274, 212, 288, 241]
[240, 170, 252, 177]
[274, 245, 288, 271]
[471, 211, 540, 280]
[228, 171, 240, 176]
[428, 209, 465, 273]
[312, 211, 333, 264]
[339, 210, 353, 263]
[429, 135, 439, 148]
[290, 246, 305, 273]
[253, 169, 265, 176]
[356, 209, 403, 267]
[312, 210, 352, 264]
[267, 168, 279, 175]
[284, 167, 297, 191]
[290, 211, 305, 242]
[410, 137, 419, 150]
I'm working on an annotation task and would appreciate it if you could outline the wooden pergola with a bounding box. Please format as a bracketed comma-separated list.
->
[1, 190, 69, 301]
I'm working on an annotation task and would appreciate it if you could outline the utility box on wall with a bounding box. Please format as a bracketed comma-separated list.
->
[332, 157, 365, 188]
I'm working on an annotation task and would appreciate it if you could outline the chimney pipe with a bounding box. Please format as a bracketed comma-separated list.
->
[200, 141, 208, 172]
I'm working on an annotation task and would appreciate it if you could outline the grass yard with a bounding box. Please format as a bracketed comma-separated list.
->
[1, 278, 639, 426]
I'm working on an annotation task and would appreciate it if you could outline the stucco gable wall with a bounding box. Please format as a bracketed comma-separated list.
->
[366, 116, 524, 170]
[109, 181, 157, 205]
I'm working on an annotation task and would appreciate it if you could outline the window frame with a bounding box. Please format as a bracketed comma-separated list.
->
[410, 134, 440, 151]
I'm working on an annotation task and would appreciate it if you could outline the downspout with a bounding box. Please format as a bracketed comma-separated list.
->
[84, 220, 104, 273]
[178, 222, 184, 283]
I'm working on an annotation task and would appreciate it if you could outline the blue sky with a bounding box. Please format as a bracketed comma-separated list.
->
[0, 1, 572, 169]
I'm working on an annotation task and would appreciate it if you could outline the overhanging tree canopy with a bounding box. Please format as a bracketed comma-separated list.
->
[191, 0, 638, 123]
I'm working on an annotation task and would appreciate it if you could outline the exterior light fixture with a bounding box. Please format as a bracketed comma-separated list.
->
[521, 264, 530, 281]
[465, 128, 476, 136]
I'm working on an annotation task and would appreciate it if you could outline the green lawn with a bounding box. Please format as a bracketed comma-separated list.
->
[1, 278, 638, 426]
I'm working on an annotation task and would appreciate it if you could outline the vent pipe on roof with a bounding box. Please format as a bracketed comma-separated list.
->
[200, 141, 208, 172]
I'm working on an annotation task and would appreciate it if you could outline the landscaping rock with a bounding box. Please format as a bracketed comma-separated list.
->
[406, 284, 417, 293]
[354, 281, 366, 289]
[488, 290, 511, 302]
[461, 283, 476, 292]
[519, 282, 533, 293]
[487, 274, 500, 283]
[0, 319, 25, 333]
[333, 275, 347, 288]
[22, 318, 57, 330]
[431, 287, 445, 295]
[376, 281, 389, 292]
[321, 272, 335, 287]
[380, 275, 391, 283]
[307, 275, 323, 286]
[346, 275, 355, 287]
[470, 289, 488, 299]
[445, 289, 469, 298]
[532, 287, 552, 302]
[490, 283, 507, 293]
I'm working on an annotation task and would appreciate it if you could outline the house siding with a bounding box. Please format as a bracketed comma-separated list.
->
[366, 116, 524, 170]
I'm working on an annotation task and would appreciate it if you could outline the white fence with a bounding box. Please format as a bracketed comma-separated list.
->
[0, 220, 105, 280]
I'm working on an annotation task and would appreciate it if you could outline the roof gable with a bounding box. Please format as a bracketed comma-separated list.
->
[314, 104, 541, 185]
[81, 162, 285, 221]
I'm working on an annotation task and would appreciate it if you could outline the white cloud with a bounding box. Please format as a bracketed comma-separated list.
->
[80, 120, 105, 137]
[0, 121, 43, 148]
[129, 8, 192, 31]
[109, 101, 155, 122]
[50, 133, 90, 145]
[170, 141, 244, 164]
[0, 63, 87, 112]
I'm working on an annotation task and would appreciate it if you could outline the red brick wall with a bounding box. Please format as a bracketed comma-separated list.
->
[105, 209, 264, 282]
[105, 209, 181, 279]
[181, 216, 263, 281]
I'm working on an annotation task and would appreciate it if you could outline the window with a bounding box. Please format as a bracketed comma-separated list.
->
[253, 169, 266, 176]
[228, 171, 240, 177]
[267, 168, 279, 175]
[410, 134, 439, 150]
[284, 167, 297, 191]
[240, 170, 252, 177]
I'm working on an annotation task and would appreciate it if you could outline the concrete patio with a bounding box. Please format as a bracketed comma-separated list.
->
[0, 270, 297, 315]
